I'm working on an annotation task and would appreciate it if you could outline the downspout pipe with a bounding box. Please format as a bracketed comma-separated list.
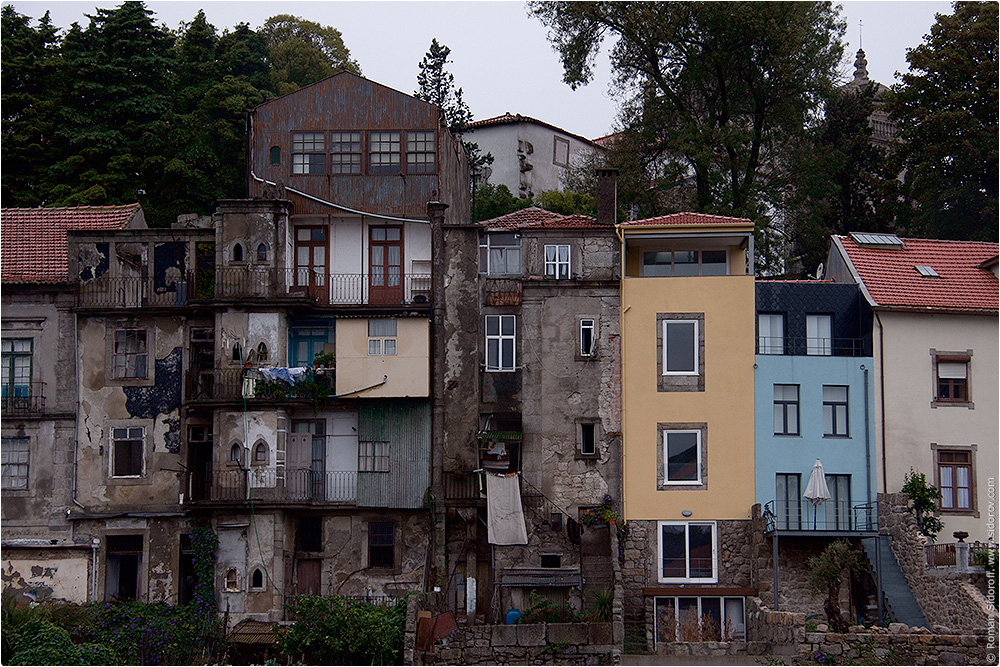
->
[72, 312, 85, 510]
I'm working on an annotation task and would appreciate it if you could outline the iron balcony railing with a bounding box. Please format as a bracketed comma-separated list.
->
[185, 368, 333, 402]
[757, 336, 869, 357]
[78, 269, 432, 307]
[189, 469, 357, 503]
[763, 499, 877, 533]
[1, 382, 46, 415]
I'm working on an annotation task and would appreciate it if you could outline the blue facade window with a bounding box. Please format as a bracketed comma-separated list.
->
[773, 385, 799, 435]
[289, 319, 334, 366]
[822, 386, 849, 436]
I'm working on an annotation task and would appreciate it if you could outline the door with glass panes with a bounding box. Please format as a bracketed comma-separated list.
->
[294, 227, 328, 303]
[369, 226, 403, 304]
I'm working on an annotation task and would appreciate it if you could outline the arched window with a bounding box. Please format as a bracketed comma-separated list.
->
[225, 568, 240, 592]
[256, 342, 268, 362]
[230, 443, 243, 463]
[233, 243, 244, 262]
[269, 146, 281, 165]
[257, 243, 268, 262]
[253, 441, 268, 465]
[251, 568, 264, 589]
[232, 342, 242, 363]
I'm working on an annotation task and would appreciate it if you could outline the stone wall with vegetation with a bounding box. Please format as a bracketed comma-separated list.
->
[745, 596, 991, 664]
[879, 493, 997, 633]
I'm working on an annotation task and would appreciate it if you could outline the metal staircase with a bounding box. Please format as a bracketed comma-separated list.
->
[862, 536, 928, 628]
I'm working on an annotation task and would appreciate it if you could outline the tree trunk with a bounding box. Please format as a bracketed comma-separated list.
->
[825, 577, 849, 633]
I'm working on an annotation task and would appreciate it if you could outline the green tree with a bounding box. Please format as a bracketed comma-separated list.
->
[530, 1, 845, 273]
[262, 14, 361, 95]
[535, 189, 597, 216]
[1, 6, 62, 206]
[474, 183, 533, 222]
[808, 539, 863, 633]
[901, 468, 944, 541]
[887, 1, 999, 242]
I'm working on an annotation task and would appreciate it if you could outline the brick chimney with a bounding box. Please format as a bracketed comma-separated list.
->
[596, 169, 618, 227]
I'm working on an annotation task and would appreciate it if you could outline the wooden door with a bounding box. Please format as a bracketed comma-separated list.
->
[369, 226, 403, 304]
[287, 433, 312, 500]
[296, 559, 321, 596]
[294, 227, 328, 303]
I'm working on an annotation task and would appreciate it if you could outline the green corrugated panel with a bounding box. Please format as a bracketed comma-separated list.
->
[356, 398, 431, 508]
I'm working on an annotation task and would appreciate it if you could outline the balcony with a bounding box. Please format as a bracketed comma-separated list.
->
[757, 336, 869, 357]
[189, 469, 357, 503]
[1, 382, 46, 415]
[763, 500, 877, 536]
[185, 368, 334, 403]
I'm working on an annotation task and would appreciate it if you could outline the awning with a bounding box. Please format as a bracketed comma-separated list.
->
[500, 568, 582, 587]
[477, 430, 522, 442]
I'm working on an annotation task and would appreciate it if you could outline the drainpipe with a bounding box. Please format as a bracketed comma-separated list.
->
[91, 538, 99, 602]
[874, 311, 887, 494]
[615, 223, 627, 521]
[72, 312, 85, 510]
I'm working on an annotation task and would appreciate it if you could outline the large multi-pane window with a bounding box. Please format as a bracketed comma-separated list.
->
[823, 386, 849, 436]
[658, 521, 716, 583]
[544, 245, 570, 279]
[775, 473, 801, 530]
[329, 132, 362, 174]
[112, 330, 147, 379]
[406, 131, 435, 173]
[292, 132, 326, 174]
[1, 338, 32, 401]
[1, 436, 29, 489]
[485, 315, 516, 372]
[479, 233, 521, 276]
[359, 441, 390, 472]
[369, 132, 401, 173]
[824, 474, 851, 530]
[757, 314, 784, 354]
[654, 596, 745, 643]
[642, 250, 728, 277]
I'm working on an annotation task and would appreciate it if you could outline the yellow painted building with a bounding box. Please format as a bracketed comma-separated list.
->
[335, 317, 430, 398]
[619, 215, 756, 522]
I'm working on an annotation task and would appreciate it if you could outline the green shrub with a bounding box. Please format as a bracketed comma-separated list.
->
[4, 617, 120, 666]
[520, 591, 581, 624]
[277, 595, 408, 665]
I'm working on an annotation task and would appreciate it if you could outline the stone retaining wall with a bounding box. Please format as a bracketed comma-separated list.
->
[879, 493, 998, 633]
[745, 596, 992, 665]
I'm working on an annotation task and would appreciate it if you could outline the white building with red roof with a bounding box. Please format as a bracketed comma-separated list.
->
[465, 113, 605, 199]
[825, 232, 998, 542]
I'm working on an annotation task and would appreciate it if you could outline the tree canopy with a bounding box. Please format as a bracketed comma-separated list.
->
[0, 2, 360, 226]
[887, 1, 999, 242]
[415, 38, 473, 133]
[531, 1, 846, 272]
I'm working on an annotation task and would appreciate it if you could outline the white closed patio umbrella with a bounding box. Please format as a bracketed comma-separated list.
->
[803, 459, 831, 529]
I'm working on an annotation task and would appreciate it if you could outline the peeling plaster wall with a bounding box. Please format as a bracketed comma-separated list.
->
[75, 315, 185, 508]
[3, 553, 91, 604]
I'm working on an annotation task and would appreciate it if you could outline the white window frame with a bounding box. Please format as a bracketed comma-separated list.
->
[110, 426, 145, 478]
[662, 429, 702, 485]
[479, 234, 521, 276]
[654, 595, 746, 643]
[368, 319, 397, 356]
[544, 244, 571, 279]
[822, 385, 849, 437]
[657, 521, 718, 584]
[806, 314, 832, 356]
[485, 315, 516, 372]
[580, 319, 596, 357]
[757, 313, 784, 355]
[359, 441, 390, 472]
[662, 320, 699, 375]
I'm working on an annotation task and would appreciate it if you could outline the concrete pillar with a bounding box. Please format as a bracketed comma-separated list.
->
[956, 541, 970, 572]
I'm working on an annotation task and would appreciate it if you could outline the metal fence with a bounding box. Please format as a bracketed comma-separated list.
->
[757, 336, 869, 357]
[190, 469, 357, 503]
[1, 382, 46, 415]
[763, 500, 877, 533]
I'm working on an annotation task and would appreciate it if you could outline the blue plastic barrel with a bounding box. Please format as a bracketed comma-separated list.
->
[505, 609, 521, 625]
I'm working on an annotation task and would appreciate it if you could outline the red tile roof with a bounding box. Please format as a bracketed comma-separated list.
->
[468, 113, 603, 148]
[620, 212, 752, 226]
[835, 235, 998, 313]
[479, 207, 610, 231]
[2, 204, 143, 284]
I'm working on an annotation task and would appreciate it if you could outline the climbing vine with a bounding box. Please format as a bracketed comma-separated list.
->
[190, 526, 219, 614]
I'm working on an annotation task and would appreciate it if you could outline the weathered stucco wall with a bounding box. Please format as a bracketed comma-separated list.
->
[2, 551, 91, 604]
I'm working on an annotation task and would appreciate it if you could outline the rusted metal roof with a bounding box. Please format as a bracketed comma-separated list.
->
[228, 620, 278, 645]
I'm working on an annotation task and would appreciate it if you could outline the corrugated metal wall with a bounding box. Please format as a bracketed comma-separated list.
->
[356, 398, 431, 508]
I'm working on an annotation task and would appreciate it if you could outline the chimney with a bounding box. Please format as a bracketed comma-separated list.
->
[596, 169, 618, 227]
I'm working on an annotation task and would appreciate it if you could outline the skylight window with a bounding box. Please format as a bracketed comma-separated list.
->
[850, 232, 904, 248]
[915, 265, 940, 278]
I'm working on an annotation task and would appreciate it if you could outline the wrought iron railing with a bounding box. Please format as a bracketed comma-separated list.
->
[444, 472, 483, 500]
[189, 469, 357, 503]
[184, 368, 333, 402]
[1, 382, 46, 414]
[763, 500, 877, 533]
[77, 276, 195, 308]
[757, 336, 869, 357]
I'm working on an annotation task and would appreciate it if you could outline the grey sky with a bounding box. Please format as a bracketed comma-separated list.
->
[8, 1, 952, 140]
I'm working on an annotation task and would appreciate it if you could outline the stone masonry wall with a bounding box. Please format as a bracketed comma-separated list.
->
[746, 597, 992, 665]
[879, 493, 998, 634]
[754, 537, 854, 617]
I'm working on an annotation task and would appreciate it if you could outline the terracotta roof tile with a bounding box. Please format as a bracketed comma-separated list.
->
[2, 204, 142, 284]
[467, 113, 602, 148]
[836, 235, 998, 313]
[619, 212, 752, 226]
[479, 207, 609, 230]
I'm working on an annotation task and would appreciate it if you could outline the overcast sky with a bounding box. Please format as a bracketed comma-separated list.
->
[7, 1, 953, 139]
